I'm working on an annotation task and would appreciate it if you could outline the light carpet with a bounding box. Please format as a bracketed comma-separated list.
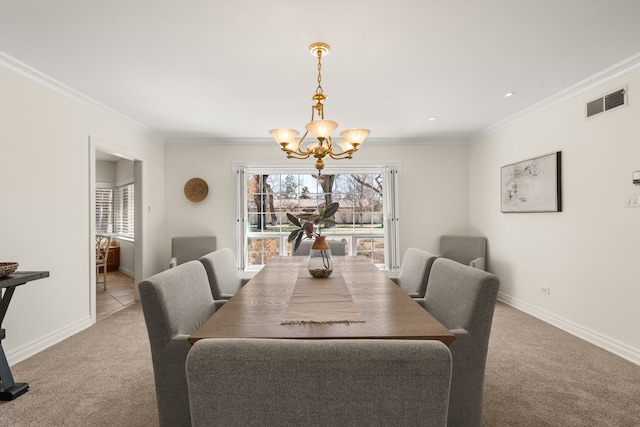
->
[1, 301, 639, 426]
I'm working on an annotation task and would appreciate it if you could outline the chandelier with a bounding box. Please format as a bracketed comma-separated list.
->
[269, 42, 370, 175]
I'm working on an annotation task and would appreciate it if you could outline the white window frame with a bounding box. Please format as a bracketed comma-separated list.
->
[233, 162, 400, 271]
[114, 182, 135, 240]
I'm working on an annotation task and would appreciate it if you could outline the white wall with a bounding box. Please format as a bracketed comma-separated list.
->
[0, 63, 166, 364]
[115, 158, 134, 185]
[96, 160, 116, 183]
[117, 238, 135, 277]
[469, 66, 640, 364]
[164, 141, 469, 262]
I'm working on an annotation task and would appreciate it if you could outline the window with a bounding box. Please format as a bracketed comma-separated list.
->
[95, 182, 134, 239]
[114, 183, 135, 239]
[235, 164, 399, 271]
[96, 188, 114, 234]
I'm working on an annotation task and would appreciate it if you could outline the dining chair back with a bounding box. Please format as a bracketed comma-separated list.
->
[199, 248, 249, 309]
[95, 234, 111, 290]
[186, 338, 452, 427]
[169, 235, 216, 268]
[139, 260, 216, 427]
[292, 239, 347, 256]
[389, 247, 437, 300]
[439, 235, 487, 270]
[424, 257, 500, 427]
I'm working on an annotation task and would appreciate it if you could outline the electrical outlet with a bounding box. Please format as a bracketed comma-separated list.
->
[540, 286, 551, 295]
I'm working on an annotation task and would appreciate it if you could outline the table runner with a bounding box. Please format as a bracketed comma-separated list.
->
[281, 266, 365, 325]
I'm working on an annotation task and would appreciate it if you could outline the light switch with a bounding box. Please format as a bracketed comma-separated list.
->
[626, 193, 640, 207]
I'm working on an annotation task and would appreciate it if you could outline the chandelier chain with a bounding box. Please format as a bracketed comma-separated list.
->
[315, 50, 323, 95]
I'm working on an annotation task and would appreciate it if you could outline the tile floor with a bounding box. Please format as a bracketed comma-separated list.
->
[96, 270, 136, 322]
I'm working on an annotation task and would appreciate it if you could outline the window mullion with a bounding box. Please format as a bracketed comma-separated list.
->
[383, 166, 400, 271]
[236, 167, 247, 270]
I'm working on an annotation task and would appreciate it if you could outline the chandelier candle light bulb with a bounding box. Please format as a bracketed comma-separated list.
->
[269, 42, 370, 174]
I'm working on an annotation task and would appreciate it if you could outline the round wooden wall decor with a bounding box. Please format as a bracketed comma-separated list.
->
[184, 177, 209, 202]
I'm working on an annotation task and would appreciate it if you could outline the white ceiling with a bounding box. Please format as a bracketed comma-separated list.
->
[1, 0, 639, 143]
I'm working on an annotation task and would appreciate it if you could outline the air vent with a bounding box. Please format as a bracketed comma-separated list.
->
[586, 86, 627, 119]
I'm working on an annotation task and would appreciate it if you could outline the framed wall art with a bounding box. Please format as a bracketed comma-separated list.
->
[501, 151, 562, 213]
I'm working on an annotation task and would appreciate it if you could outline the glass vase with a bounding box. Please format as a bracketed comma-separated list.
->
[308, 236, 333, 278]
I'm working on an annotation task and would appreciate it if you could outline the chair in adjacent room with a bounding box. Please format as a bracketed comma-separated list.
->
[387, 247, 437, 306]
[423, 257, 500, 427]
[139, 260, 216, 427]
[95, 234, 111, 290]
[439, 235, 487, 270]
[292, 239, 347, 256]
[186, 338, 452, 427]
[199, 248, 250, 309]
[169, 235, 216, 268]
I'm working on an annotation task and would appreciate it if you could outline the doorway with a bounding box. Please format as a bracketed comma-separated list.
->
[90, 137, 144, 323]
[96, 270, 135, 321]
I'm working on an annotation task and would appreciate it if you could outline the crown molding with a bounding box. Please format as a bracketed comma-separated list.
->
[165, 136, 469, 146]
[0, 50, 165, 142]
[473, 51, 640, 141]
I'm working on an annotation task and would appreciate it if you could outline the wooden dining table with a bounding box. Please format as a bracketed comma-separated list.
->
[188, 255, 454, 345]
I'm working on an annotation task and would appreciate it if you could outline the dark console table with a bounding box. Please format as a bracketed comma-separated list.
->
[0, 271, 49, 400]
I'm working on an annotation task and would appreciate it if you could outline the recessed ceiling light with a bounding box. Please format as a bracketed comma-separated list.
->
[504, 92, 514, 98]
[428, 116, 437, 121]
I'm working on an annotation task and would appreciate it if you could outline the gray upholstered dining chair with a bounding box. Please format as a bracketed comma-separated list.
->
[439, 235, 487, 270]
[169, 235, 216, 268]
[387, 247, 437, 302]
[139, 260, 216, 427]
[186, 338, 452, 427]
[292, 239, 347, 256]
[199, 248, 250, 309]
[423, 257, 500, 427]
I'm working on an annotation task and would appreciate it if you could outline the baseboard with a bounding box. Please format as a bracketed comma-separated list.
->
[498, 292, 640, 366]
[118, 266, 134, 278]
[7, 315, 93, 366]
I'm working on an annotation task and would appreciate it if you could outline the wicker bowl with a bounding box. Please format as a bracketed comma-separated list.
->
[0, 262, 19, 277]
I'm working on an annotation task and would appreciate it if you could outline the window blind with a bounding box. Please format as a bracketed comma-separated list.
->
[95, 188, 114, 234]
[114, 183, 135, 239]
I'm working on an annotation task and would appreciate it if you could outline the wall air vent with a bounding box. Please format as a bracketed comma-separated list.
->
[586, 86, 627, 119]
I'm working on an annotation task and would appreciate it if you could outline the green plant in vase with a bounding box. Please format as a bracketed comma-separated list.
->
[287, 202, 339, 277]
